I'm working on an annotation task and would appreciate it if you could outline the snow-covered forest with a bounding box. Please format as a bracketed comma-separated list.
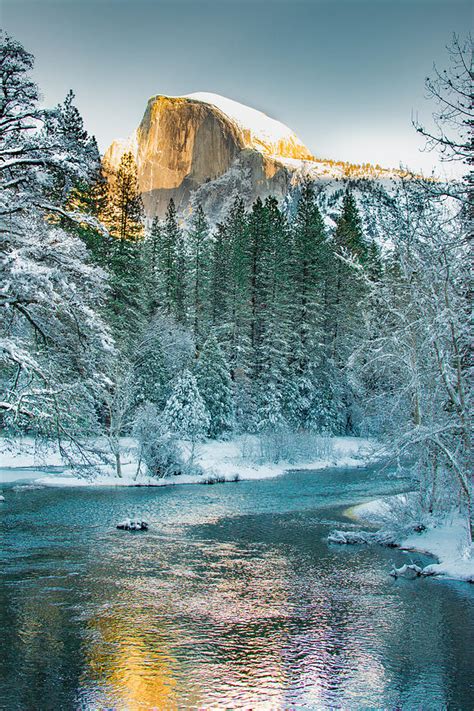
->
[0, 31, 471, 545]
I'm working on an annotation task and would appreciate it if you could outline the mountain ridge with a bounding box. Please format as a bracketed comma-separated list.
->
[103, 92, 413, 221]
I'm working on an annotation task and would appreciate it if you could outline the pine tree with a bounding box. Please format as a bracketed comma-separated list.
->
[290, 181, 327, 353]
[160, 200, 177, 314]
[143, 216, 163, 315]
[133, 328, 169, 409]
[325, 188, 369, 432]
[162, 370, 210, 444]
[101, 152, 146, 347]
[226, 196, 250, 370]
[252, 197, 291, 428]
[195, 333, 234, 438]
[334, 190, 368, 262]
[366, 239, 383, 281]
[107, 239, 146, 349]
[330, 189, 368, 356]
[247, 197, 270, 376]
[285, 181, 330, 430]
[161, 199, 187, 323]
[107, 151, 144, 242]
[256, 381, 287, 434]
[0, 33, 113, 444]
[188, 204, 211, 344]
[67, 161, 113, 268]
[210, 222, 232, 329]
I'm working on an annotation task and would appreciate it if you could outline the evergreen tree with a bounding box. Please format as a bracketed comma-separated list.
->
[162, 370, 210, 444]
[256, 381, 287, 433]
[195, 333, 234, 438]
[290, 181, 327, 353]
[247, 197, 271, 376]
[103, 151, 146, 348]
[285, 181, 330, 430]
[133, 328, 169, 409]
[161, 199, 187, 323]
[226, 196, 250, 370]
[334, 190, 368, 262]
[210, 222, 232, 329]
[188, 204, 211, 344]
[107, 239, 146, 349]
[330, 188, 368, 358]
[107, 151, 144, 242]
[252, 197, 291, 427]
[66, 162, 113, 267]
[44, 89, 100, 207]
[160, 199, 177, 314]
[143, 216, 163, 315]
[366, 239, 383, 281]
[0, 33, 113, 444]
[325, 188, 369, 432]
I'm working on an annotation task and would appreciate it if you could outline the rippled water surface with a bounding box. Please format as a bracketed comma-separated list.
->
[1, 466, 473, 710]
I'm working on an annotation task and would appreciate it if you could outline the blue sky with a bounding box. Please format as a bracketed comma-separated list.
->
[2, 0, 471, 174]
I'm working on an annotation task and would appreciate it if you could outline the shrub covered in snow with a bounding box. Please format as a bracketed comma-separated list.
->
[133, 403, 183, 478]
[240, 430, 334, 465]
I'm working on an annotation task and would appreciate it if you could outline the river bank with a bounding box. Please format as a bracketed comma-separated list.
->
[349, 496, 474, 583]
[0, 435, 377, 487]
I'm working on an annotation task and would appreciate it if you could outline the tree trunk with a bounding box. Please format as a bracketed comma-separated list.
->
[115, 450, 122, 478]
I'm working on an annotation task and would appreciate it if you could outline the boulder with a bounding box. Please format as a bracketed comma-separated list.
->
[390, 563, 422, 579]
[328, 529, 396, 546]
[116, 519, 148, 531]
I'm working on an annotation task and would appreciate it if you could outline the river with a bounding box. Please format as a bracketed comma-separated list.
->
[1, 465, 473, 709]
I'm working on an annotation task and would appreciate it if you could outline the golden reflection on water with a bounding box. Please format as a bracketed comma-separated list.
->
[7, 535, 422, 710]
[83, 614, 181, 710]
[3, 478, 473, 709]
[76, 537, 407, 709]
[79, 542, 296, 709]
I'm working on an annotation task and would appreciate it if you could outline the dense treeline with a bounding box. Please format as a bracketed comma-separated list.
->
[82, 148, 381, 436]
[0, 32, 471, 539]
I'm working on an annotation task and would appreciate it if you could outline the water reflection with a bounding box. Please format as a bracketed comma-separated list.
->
[76, 540, 294, 709]
[81, 614, 180, 710]
[1, 469, 473, 709]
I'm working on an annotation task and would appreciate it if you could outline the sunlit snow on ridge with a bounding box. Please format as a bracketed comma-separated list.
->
[184, 91, 304, 148]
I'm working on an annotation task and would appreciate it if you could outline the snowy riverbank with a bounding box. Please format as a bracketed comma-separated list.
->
[349, 497, 474, 583]
[0, 435, 376, 487]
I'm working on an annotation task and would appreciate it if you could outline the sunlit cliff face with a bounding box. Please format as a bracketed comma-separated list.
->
[103, 93, 313, 218]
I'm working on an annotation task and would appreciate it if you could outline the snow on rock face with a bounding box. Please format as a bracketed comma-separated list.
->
[184, 92, 314, 161]
[103, 131, 138, 171]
